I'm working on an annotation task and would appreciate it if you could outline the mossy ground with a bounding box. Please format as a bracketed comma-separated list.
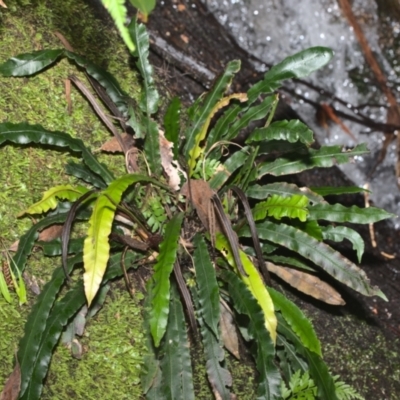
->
[0, 0, 146, 397]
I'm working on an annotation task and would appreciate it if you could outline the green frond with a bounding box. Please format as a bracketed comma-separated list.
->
[253, 194, 309, 222]
[83, 174, 157, 305]
[20, 185, 89, 216]
[101, 0, 136, 52]
[149, 213, 183, 347]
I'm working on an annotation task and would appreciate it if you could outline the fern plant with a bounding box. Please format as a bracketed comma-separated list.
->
[0, 16, 389, 400]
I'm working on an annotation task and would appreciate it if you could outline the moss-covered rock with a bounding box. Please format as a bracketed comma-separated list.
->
[0, 1, 146, 397]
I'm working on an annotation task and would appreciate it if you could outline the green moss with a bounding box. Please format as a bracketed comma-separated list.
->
[0, 295, 31, 383]
[42, 288, 146, 400]
[0, 0, 145, 397]
[0, 0, 140, 240]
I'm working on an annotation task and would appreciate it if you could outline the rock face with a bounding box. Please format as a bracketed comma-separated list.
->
[146, 0, 400, 397]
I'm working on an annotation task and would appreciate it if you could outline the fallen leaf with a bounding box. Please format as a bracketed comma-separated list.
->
[38, 224, 63, 242]
[181, 179, 218, 232]
[181, 179, 214, 231]
[100, 133, 134, 153]
[159, 130, 184, 190]
[181, 180, 246, 275]
[268, 263, 345, 305]
[9, 224, 63, 252]
[220, 301, 240, 359]
[0, 363, 21, 400]
[8, 241, 18, 252]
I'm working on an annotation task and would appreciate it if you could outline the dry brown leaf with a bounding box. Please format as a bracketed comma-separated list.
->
[219, 301, 240, 359]
[181, 179, 218, 232]
[8, 241, 19, 252]
[315, 103, 330, 134]
[9, 224, 63, 252]
[101, 136, 123, 153]
[0, 363, 21, 400]
[181, 179, 246, 275]
[100, 133, 134, 153]
[38, 224, 63, 242]
[159, 130, 183, 190]
[268, 263, 345, 305]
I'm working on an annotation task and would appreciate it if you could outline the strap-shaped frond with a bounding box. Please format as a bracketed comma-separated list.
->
[308, 203, 395, 224]
[209, 146, 250, 190]
[0, 49, 64, 76]
[269, 287, 322, 356]
[18, 253, 126, 400]
[191, 286, 233, 400]
[83, 174, 159, 305]
[129, 19, 159, 116]
[193, 235, 220, 338]
[159, 285, 195, 400]
[184, 60, 241, 171]
[207, 95, 275, 150]
[12, 213, 70, 274]
[187, 93, 246, 175]
[253, 194, 309, 222]
[128, 20, 161, 174]
[222, 270, 281, 399]
[17, 254, 82, 398]
[247, 119, 314, 146]
[0, 122, 114, 184]
[277, 314, 338, 400]
[19, 185, 89, 216]
[263, 47, 334, 82]
[321, 225, 365, 263]
[65, 51, 130, 116]
[247, 182, 326, 204]
[215, 233, 277, 343]
[245, 221, 386, 299]
[149, 213, 184, 347]
[258, 143, 369, 178]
